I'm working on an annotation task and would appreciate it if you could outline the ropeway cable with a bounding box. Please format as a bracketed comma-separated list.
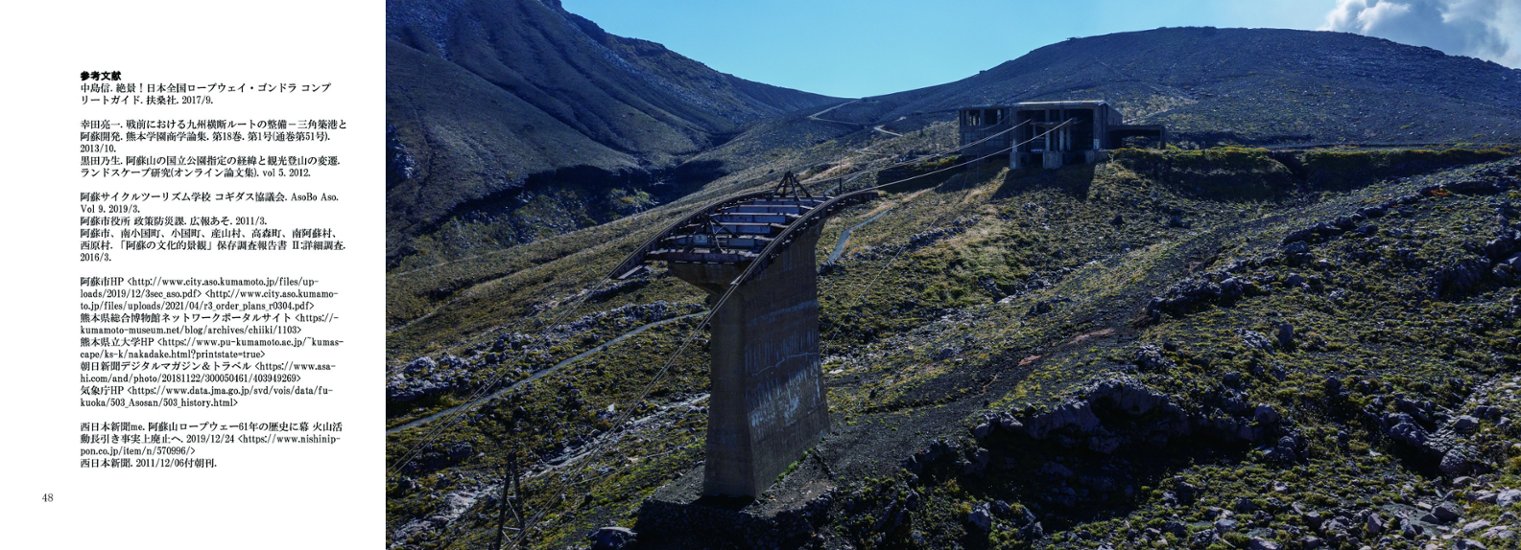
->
[556, 120, 1081, 482]
[433, 119, 1081, 545]
[386, 278, 614, 477]
[833, 119, 1079, 301]
[387, 120, 1054, 478]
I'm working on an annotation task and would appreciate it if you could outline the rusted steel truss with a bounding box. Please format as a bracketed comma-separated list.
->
[609, 171, 879, 286]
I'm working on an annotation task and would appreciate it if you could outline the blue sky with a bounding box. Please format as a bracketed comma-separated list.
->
[562, 0, 1337, 97]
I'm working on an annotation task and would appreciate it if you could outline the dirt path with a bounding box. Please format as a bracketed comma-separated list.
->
[807, 100, 861, 127]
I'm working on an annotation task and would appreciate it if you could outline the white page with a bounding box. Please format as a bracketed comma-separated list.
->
[2, 2, 384, 547]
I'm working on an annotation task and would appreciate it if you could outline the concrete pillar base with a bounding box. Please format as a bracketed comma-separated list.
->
[668, 225, 831, 498]
[1042, 151, 1065, 169]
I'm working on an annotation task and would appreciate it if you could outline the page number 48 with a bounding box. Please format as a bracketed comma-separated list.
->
[42, 493, 53, 503]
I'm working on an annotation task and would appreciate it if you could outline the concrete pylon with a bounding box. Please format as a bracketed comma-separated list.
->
[668, 225, 831, 498]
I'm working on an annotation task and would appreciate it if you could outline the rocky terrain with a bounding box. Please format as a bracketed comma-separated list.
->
[386, 5, 1521, 548]
[386, 0, 837, 266]
[387, 3, 1521, 271]
[387, 133, 1521, 548]
[830, 27, 1521, 149]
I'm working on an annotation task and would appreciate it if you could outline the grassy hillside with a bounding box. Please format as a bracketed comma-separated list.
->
[842, 28, 1521, 149]
[385, 0, 838, 265]
[387, 22, 1521, 272]
[385, 131, 1521, 547]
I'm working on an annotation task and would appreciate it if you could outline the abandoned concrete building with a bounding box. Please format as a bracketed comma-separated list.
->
[604, 104, 1162, 500]
[958, 100, 1167, 169]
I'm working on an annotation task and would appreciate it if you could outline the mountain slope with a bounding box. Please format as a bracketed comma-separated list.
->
[386, 23, 1521, 267]
[385, 139, 1521, 547]
[385, 0, 836, 264]
[383, 18, 1521, 549]
[831, 28, 1521, 147]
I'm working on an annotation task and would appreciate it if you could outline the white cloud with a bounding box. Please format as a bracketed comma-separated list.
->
[1322, 0, 1521, 67]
